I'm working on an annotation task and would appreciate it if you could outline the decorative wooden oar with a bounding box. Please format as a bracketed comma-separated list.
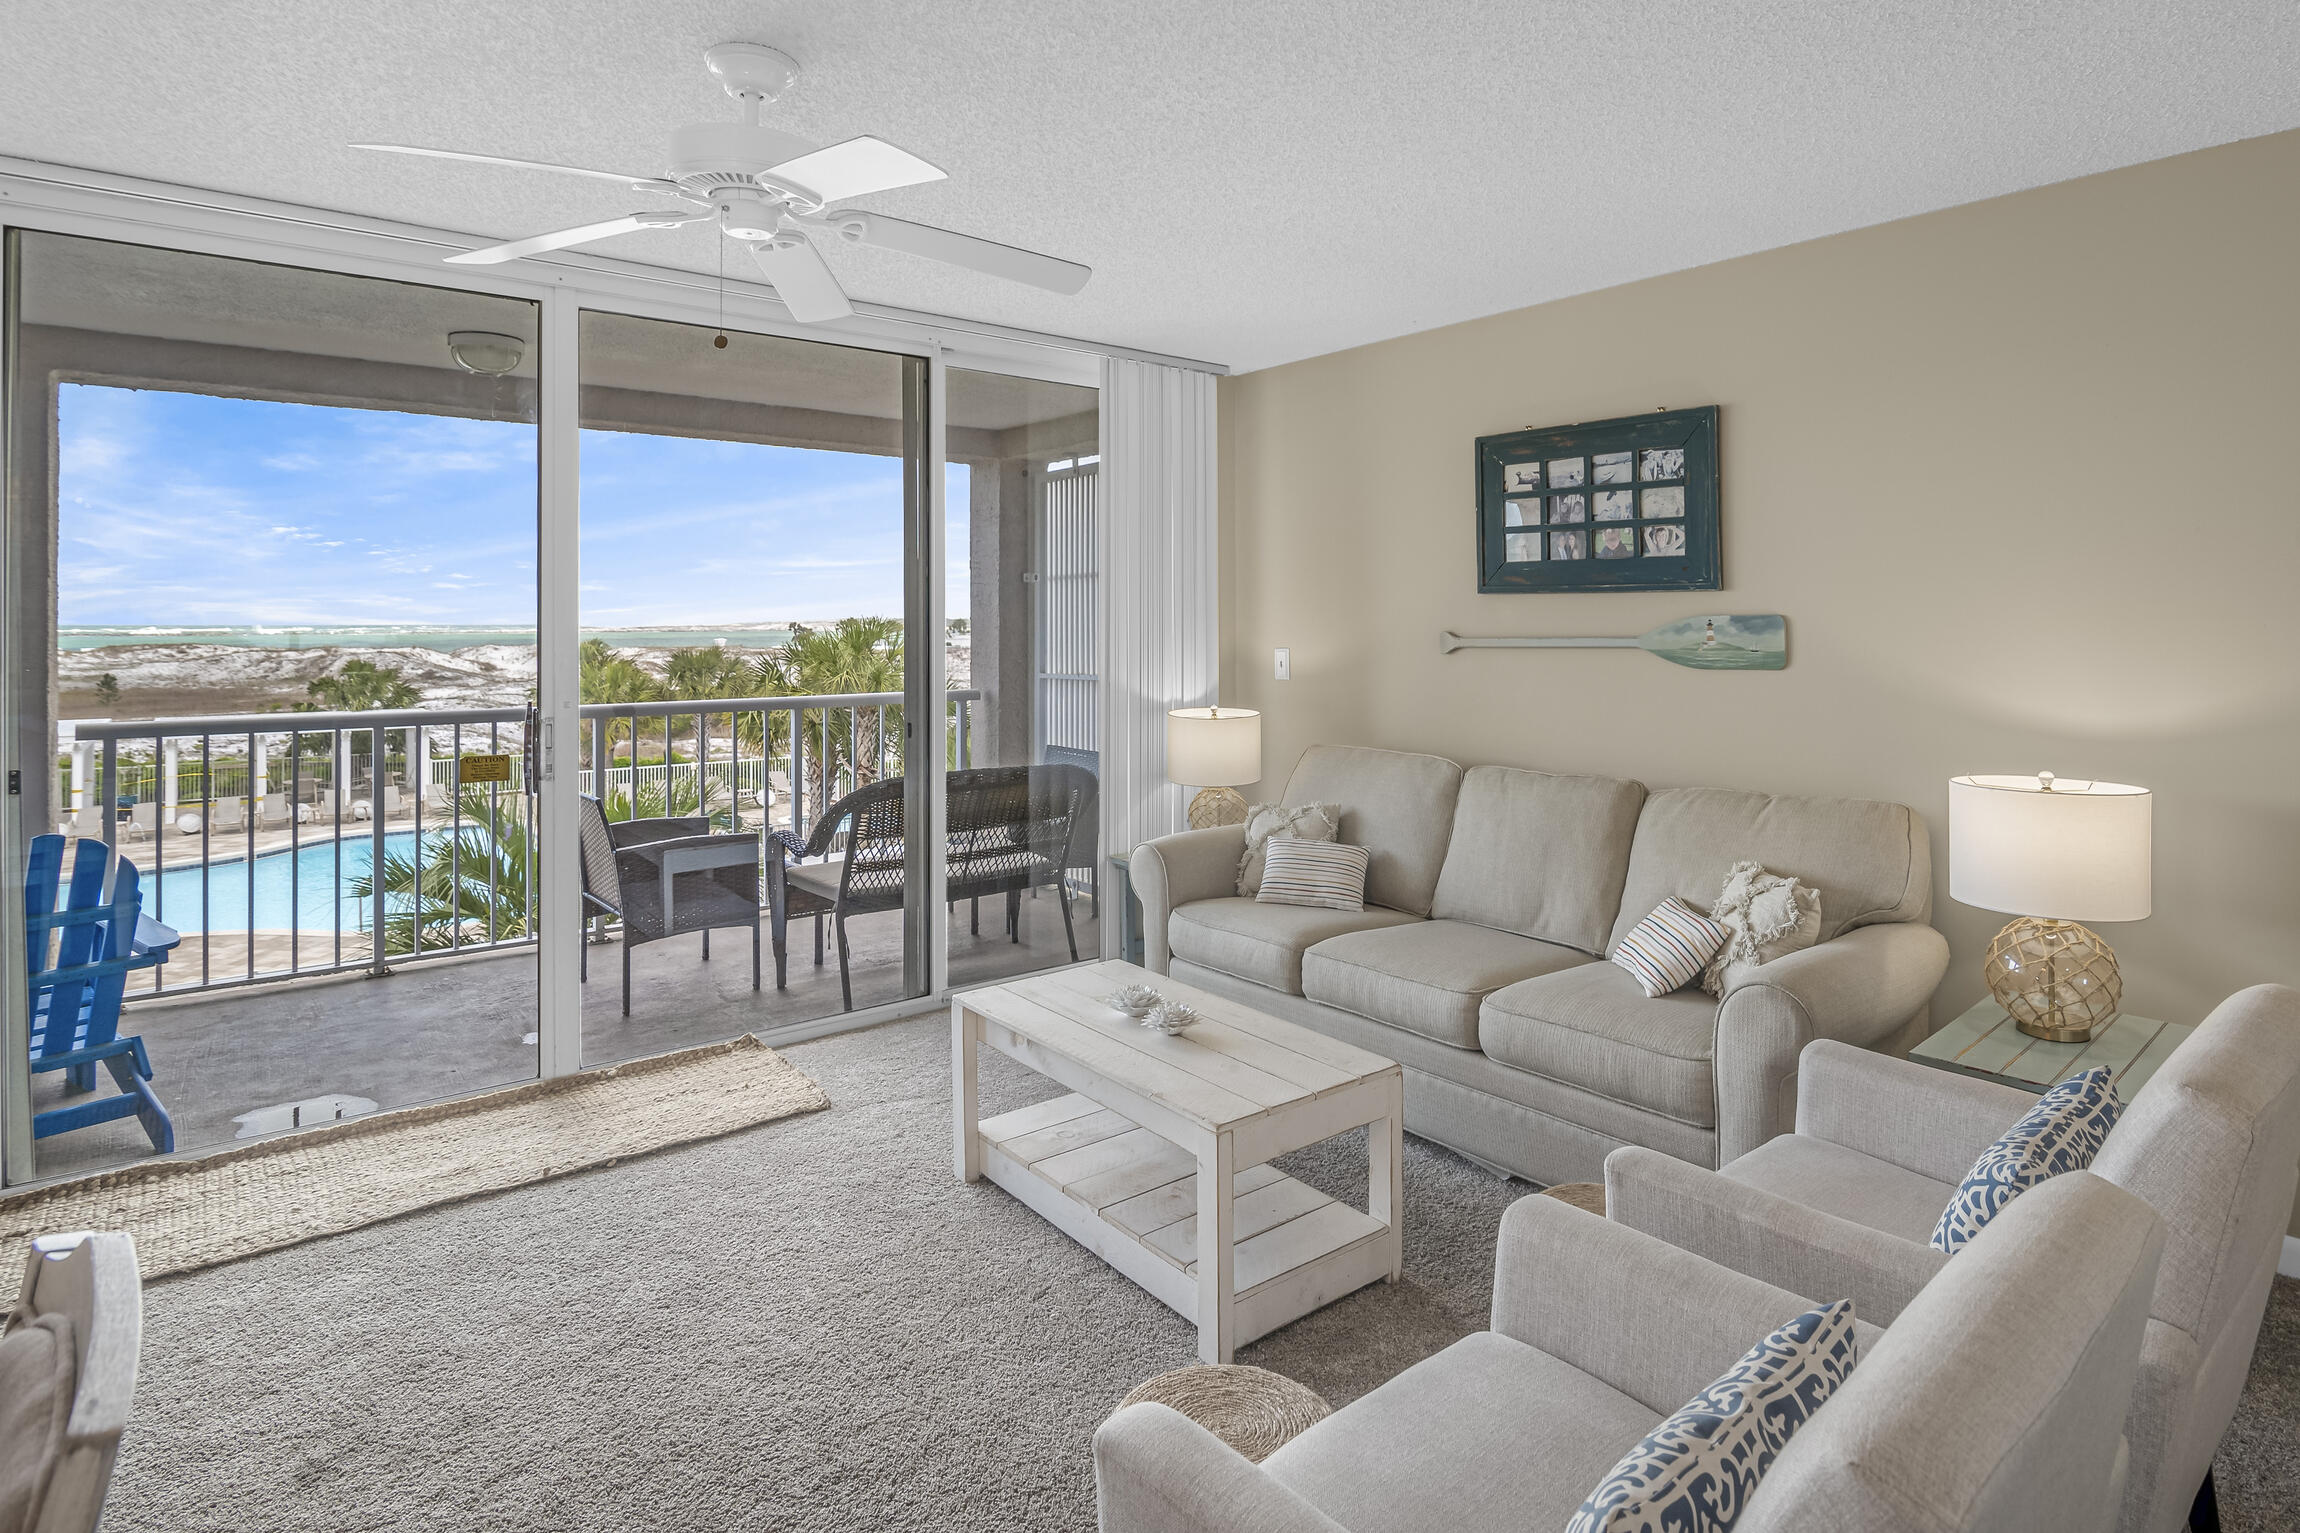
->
[1439, 614, 1787, 671]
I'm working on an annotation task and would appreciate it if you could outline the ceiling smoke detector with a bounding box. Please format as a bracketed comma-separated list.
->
[447, 331, 525, 375]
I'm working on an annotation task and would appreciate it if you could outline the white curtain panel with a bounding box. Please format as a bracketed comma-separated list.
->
[1098, 357, 1220, 941]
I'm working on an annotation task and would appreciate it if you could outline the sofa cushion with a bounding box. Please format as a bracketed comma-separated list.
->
[1481, 962, 1720, 1126]
[1606, 786, 1930, 951]
[1430, 765, 1646, 954]
[1167, 896, 1419, 994]
[1280, 745, 1464, 918]
[1303, 919, 1594, 1050]
[1264, 1330, 1658, 1533]
[1723, 1134, 1955, 1245]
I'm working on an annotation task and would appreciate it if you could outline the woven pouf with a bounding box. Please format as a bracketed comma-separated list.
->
[1114, 1364, 1333, 1462]
[1539, 1181, 1607, 1216]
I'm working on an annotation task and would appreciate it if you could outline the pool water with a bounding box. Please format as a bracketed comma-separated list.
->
[149, 832, 420, 934]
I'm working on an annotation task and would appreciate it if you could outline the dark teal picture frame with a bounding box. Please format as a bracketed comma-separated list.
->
[1475, 406, 1720, 593]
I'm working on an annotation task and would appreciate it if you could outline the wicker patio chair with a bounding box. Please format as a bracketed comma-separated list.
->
[576, 795, 764, 1017]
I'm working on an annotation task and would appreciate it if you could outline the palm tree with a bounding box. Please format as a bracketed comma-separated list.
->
[660, 644, 767, 763]
[579, 637, 664, 788]
[751, 617, 904, 804]
[301, 658, 420, 711]
[351, 789, 534, 954]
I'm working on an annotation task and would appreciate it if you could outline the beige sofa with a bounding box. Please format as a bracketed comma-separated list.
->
[1096, 1172, 2162, 1533]
[1130, 744, 1950, 1185]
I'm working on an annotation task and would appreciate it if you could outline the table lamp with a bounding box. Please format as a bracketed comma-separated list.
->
[1167, 707, 1261, 829]
[1949, 771, 2152, 1042]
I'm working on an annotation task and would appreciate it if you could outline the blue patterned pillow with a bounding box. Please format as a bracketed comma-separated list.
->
[1930, 1065, 2121, 1255]
[1568, 1300, 1858, 1533]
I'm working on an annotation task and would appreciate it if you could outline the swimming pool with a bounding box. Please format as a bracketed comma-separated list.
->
[150, 832, 420, 934]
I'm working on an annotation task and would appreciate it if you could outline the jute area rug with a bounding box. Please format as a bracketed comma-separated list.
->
[0, 1034, 827, 1280]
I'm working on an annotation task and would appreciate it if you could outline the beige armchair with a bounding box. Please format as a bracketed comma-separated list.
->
[1096, 1173, 2161, 1533]
[1, 1232, 143, 1533]
[1605, 982, 2300, 1533]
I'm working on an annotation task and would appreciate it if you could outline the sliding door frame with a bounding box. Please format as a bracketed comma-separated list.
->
[0, 163, 1165, 1184]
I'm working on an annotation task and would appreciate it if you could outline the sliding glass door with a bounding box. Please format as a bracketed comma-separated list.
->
[4, 231, 542, 1180]
[0, 218, 1101, 1186]
[943, 366, 1103, 986]
[572, 310, 935, 1063]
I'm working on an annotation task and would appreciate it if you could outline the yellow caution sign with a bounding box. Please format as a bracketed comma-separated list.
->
[457, 753, 514, 785]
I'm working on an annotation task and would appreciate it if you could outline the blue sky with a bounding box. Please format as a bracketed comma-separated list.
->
[58, 384, 969, 628]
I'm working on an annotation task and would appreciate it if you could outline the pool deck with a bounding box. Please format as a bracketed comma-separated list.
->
[29, 887, 1098, 1182]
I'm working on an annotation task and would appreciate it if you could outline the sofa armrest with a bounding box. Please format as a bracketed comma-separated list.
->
[1094, 1403, 1350, 1533]
[1604, 1145, 1948, 1327]
[1129, 826, 1247, 975]
[1794, 1038, 2036, 1185]
[1490, 1193, 1838, 1417]
[1711, 922, 1952, 1164]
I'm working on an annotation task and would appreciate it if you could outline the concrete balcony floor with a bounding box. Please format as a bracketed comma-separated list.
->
[29, 888, 1098, 1183]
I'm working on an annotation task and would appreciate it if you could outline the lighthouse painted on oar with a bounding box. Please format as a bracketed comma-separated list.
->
[1438, 615, 1787, 671]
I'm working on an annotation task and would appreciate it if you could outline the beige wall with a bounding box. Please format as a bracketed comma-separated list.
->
[1218, 129, 2300, 1237]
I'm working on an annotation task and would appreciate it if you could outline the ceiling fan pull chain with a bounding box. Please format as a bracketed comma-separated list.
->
[715, 236, 728, 348]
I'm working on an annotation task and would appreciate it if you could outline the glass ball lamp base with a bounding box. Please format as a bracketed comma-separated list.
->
[1984, 916, 2122, 1042]
[1188, 786, 1248, 829]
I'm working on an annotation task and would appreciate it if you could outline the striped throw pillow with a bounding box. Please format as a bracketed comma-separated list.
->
[1611, 898, 1728, 997]
[1255, 837, 1370, 911]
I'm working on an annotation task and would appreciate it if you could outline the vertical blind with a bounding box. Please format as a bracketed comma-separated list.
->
[1036, 463, 1100, 767]
[1098, 358, 1220, 930]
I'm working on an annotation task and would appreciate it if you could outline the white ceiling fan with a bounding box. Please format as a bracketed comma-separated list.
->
[354, 42, 1091, 323]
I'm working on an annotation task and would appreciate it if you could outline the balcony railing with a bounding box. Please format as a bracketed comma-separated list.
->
[65, 689, 981, 998]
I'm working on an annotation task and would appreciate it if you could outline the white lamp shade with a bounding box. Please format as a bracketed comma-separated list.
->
[1166, 708, 1262, 788]
[1949, 774, 2152, 923]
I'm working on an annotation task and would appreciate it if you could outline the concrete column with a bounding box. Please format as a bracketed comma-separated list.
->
[162, 741, 179, 810]
[69, 740, 90, 813]
[252, 738, 269, 802]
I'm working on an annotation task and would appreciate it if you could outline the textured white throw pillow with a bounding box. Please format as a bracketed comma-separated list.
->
[1235, 801, 1341, 896]
[1700, 860, 1823, 996]
[1255, 838, 1369, 911]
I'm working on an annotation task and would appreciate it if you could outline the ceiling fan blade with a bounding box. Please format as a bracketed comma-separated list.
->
[353, 143, 667, 190]
[761, 136, 947, 203]
[822, 211, 1090, 295]
[751, 236, 854, 323]
[446, 210, 707, 265]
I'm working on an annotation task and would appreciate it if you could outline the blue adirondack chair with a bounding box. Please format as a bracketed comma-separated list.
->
[26, 834, 176, 1154]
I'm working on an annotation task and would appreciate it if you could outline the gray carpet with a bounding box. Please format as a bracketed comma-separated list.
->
[102, 1012, 2300, 1532]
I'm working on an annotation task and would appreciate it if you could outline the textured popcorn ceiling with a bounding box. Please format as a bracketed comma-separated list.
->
[5, 2, 2299, 373]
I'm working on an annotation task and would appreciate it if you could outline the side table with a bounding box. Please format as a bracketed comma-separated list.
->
[1108, 851, 1144, 967]
[1910, 998, 2191, 1103]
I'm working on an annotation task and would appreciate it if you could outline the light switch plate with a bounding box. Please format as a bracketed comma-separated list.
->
[1274, 647, 1291, 680]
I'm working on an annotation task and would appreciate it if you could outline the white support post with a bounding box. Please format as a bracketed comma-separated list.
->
[69, 740, 90, 814]
[926, 348, 951, 999]
[162, 740, 179, 811]
[535, 291, 584, 1080]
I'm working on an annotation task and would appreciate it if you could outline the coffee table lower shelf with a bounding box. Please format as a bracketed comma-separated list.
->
[978, 1092, 1393, 1351]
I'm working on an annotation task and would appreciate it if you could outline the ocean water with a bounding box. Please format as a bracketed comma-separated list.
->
[60, 625, 794, 653]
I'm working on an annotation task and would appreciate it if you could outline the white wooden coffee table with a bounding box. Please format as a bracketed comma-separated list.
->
[953, 960, 1404, 1363]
